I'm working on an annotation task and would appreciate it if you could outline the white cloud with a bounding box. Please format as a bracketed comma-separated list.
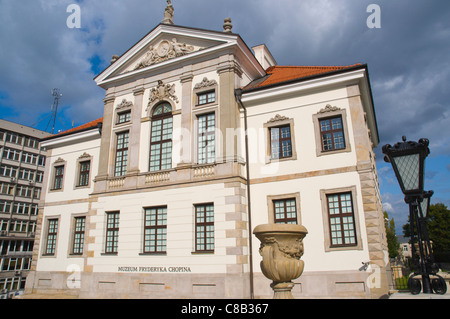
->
[382, 202, 393, 213]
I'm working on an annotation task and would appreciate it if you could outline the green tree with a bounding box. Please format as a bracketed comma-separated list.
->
[402, 203, 450, 262]
[384, 211, 399, 258]
[427, 203, 450, 262]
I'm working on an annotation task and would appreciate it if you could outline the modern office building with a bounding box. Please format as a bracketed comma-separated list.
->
[0, 119, 50, 298]
[24, 3, 390, 299]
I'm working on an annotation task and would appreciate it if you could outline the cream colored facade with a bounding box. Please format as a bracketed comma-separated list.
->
[24, 18, 390, 299]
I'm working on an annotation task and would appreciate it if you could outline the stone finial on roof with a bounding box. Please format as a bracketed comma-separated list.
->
[223, 17, 232, 33]
[162, 0, 174, 24]
[110, 55, 119, 64]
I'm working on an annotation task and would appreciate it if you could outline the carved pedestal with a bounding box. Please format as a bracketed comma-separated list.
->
[253, 224, 308, 299]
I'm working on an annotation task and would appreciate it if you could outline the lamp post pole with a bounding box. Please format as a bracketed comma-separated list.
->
[382, 137, 446, 295]
[406, 195, 432, 293]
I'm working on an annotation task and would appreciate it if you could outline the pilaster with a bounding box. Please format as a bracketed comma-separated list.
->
[94, 94, 115, 193]
[217, 60, 242, 164]
[178, 72, 193, 167]
[126, 87, 145, 178]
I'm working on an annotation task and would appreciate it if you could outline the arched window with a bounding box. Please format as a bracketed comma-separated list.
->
[150, 102, 173, 171]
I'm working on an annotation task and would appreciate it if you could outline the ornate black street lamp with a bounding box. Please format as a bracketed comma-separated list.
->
[382, 137, 446, 295]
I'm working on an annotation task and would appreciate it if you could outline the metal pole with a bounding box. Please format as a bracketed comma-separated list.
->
[411, 199, 432, 293]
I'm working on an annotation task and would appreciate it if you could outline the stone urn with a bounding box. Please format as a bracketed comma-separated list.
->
[253, 224, 308, 299]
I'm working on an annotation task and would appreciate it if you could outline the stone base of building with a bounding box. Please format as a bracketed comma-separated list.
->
[255, 270, 376, 299]
[23, 269, 387, 299]
[23, 270, 251, 299]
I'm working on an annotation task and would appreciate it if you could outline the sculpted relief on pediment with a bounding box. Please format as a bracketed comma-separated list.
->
[133, 38, 197, 71]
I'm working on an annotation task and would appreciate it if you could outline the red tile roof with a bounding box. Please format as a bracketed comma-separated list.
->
[243, 64, 362, 91]
[52, 117, 103, 137]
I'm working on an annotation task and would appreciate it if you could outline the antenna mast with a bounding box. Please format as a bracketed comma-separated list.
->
[47, 88, 62, 134]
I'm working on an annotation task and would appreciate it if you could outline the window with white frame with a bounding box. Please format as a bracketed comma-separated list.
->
[0, 165, 18, 178]
[72, 216, 86, 255]
[143, 207, 167, 254]
[2, 148, 21, 161]
[0, 200, 11, 214]
[194, 203, 214, 253]
[197, 113, 215, 164]
[5, 132, 23, 145]
[114, 132, 129, 177]
[105, 212, 119, 254]
[44, 218, 58, 255]
[149, 103, 173, 171]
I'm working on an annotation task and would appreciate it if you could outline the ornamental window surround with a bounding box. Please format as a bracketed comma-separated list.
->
[193, 77, 218, 108]
[114, 99, 133, 126]
[319, 186, 363, 251]
[313, 105, 351, 157]
[49, 158, 66, 192]
[74, 152, 93, 188]
[326, 192, 357, 247]
[263, 115, 297, 163]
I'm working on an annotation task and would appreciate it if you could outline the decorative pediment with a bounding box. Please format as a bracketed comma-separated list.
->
[317, 104, 341, 114]
[116, 99, 133, 109]
[54, 157, 65, 164]
[194, 77, 218, 89]
[78, 152, 91, 160]
[94, 23, 266, 88]
[267, 114, 290, 123]
[133, 38, 196, 71]
[148, 80, 179, 108]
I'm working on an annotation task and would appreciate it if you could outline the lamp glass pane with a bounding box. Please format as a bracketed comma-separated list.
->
[420, 197, 429, 217]
[393, 154, 420, 191]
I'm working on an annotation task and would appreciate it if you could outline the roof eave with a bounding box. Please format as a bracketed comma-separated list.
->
[242, 64, 367, 94]
[41, 122, 102, 142]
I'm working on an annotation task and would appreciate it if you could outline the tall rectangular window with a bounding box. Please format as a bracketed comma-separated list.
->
[114, 131, 129, 177]
[320, 116, 345, 151]
[105, 212, 119, 254]
[78, 161, 90, 186]
[150, 103, 173, 171]
[72, 217, 86, 255]
[143, 207, 167, 253]
[326, 192, 357, 247]
[270, 125, 292, 159]
[45, 219, 58, 255]
[53, 165, 64, 190]
[198, 113, 215, 164]
[195, 203, 214, 252]
[273, 198, 297, 224]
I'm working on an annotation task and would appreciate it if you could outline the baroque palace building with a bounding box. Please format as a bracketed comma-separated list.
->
[24, 3, 390, 299]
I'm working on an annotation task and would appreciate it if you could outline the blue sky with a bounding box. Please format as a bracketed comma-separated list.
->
[0, 0, 449, 233]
